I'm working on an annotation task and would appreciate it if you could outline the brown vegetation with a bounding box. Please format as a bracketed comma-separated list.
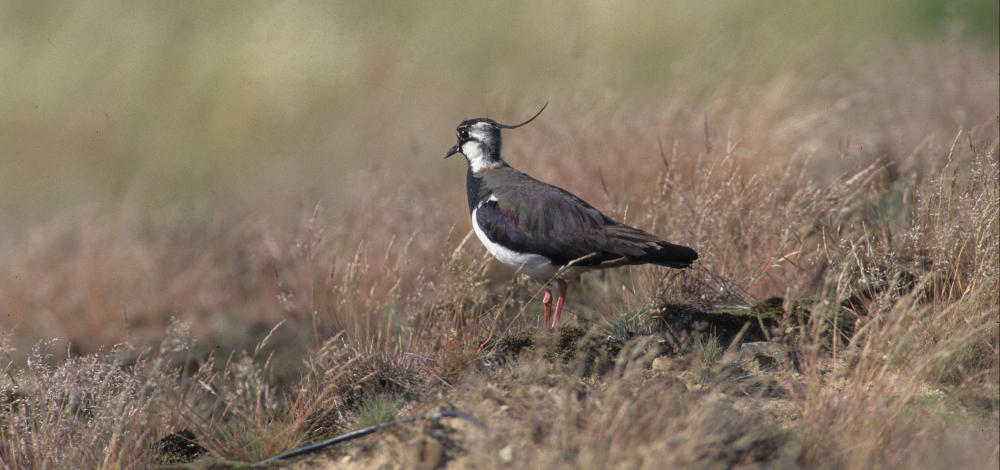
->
[0, 3, 997, 468]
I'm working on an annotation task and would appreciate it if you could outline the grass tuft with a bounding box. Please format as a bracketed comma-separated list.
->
[357, 394, 406, 428]
[695, 335, 723, 365]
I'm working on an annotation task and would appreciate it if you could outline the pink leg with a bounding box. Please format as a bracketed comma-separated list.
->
[551, 279, 568, 327]
[542, 288, 553, 327]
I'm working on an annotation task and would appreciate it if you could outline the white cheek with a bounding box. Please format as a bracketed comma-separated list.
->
[462, 141, 490, 172]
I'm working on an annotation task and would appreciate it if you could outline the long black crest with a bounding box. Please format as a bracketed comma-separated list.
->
[495, 102, 548, 129]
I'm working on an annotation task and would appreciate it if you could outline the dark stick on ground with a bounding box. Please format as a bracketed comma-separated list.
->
[256, 409, 486, 464]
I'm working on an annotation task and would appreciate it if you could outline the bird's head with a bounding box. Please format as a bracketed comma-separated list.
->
[446, 103, 547, 173]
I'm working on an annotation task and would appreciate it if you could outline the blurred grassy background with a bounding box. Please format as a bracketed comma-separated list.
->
[0, 0, 997, 357]
[2, 0, 996, 221]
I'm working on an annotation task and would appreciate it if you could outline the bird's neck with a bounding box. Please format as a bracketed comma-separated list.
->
[466, 169, 489, 214]
[462, 141, 505, 173]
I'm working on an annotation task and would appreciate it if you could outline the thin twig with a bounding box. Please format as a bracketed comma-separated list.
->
[257, 409, 485, 463]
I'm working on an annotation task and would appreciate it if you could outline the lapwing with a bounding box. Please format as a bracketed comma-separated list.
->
[446, 105, 698, 327]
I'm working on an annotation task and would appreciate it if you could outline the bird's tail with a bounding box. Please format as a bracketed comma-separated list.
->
[641, 242, 698, 268]
[605, 225, 698, 268]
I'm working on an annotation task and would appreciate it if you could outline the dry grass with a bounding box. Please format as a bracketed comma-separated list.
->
[3, 109, 995, 467]
[0, 3, 998, 469]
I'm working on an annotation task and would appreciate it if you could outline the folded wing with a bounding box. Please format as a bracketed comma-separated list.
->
[476, 184, 698, 269]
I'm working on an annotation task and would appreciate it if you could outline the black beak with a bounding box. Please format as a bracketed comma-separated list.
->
[445, 143, 461, 158]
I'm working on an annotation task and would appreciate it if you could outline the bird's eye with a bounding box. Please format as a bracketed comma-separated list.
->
[458, 129, 469, 139]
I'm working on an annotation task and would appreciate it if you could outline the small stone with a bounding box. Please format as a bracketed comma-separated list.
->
[739, 342, 791, 371]
[499, 404, 510, 412]
[651, 357, 674, 372]
[499, 445, 514, 464]
[412, 436, 443, 470]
